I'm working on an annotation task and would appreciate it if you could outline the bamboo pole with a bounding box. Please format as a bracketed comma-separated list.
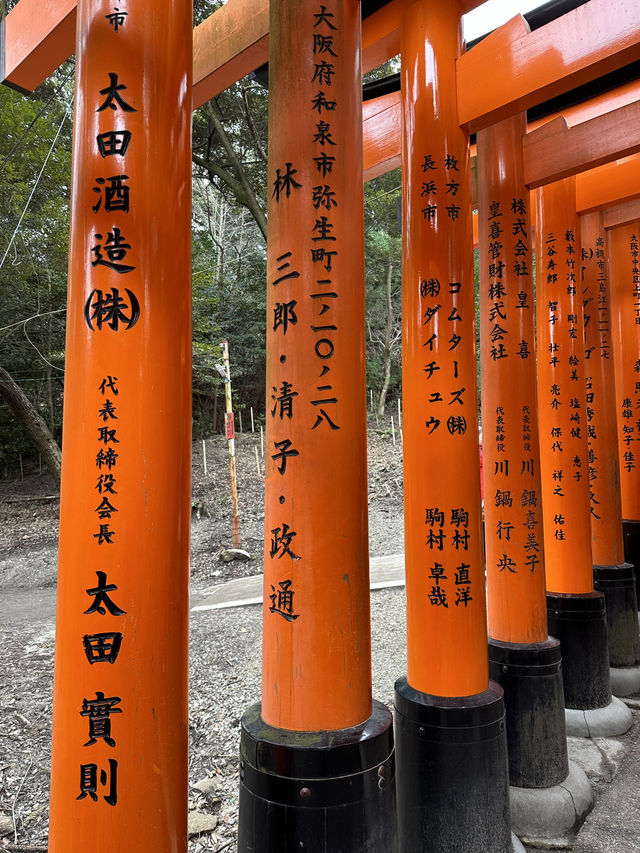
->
[221, 340, 241, 548]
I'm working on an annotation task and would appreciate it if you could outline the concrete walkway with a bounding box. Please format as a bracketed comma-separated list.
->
[191, 552, 405, 612]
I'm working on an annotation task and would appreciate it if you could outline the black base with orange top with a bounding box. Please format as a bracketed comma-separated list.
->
[594, 563, 640, 667]
[393, 678, 511, 853]
[489, 637, 568, 788]
[237, 700, 397, 853]
[547, 591, 611, 709]
[622, 521, 640, 608]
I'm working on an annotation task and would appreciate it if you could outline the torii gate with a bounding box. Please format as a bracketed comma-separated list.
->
[4, 0, 640, 219]
[3, 1, 640, 851]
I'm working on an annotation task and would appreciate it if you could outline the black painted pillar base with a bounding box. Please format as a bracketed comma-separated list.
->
[594, 563, 640, 667]
[547, 592, 611, 709]
[622, 519, 640, 607]
[237, 700, 397, 853]
[394, 678, 511, 853]
[489, 637, 568, 788]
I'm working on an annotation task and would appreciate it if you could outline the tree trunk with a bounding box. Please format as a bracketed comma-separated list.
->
[0, 366, 62, 487]
[45, 363, 55, 433]
[46, 276, 55, 433]
[377, 261, 394, 417]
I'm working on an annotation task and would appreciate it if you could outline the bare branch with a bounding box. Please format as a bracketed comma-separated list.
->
[201, 102, 267, 240]
[0, 308, 65, 335]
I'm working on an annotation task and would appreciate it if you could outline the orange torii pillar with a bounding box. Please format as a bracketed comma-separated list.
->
[477, 116, 570, 796]
[49, 1, 192, 850]
[582, 212, 640, 697]
[535, 179, 621, 731]
[237, 2, 396, 851]
[395, 3, 510, 850]
[609, 222, 640, 609]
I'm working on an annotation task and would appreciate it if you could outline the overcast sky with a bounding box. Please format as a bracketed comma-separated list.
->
[463, 0, 545, 41]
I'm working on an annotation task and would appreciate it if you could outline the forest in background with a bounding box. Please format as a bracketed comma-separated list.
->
[0, 1, 406, 485]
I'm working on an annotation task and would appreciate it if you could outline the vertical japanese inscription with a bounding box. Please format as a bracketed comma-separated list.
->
[481, 190, 540, 597]
[77, 4, 134, 809]
[535, 180, 593, 594]
[262, 0, 372, 729]
[400, 0, 490, 696]
[50, 0, 193, 841]
[620, 233, 640, 475]
[582, 232, 610, 521]
[266, 2, 345, 625]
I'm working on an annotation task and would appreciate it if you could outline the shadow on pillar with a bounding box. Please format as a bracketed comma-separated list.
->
[237, 701, 397, 853]
[394, 678, 511, 853]
[623, 520, 640, 606]
[547, 592, 632, 737]
[594, 563, 640, 697]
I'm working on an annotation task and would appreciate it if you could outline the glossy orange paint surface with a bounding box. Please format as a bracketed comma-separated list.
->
[477, 115, 547, 644]
[401, 0, 488, 698]
[581, 212, 625, 566]
[49, 2, 192, 849]
[3, 0, 480, 98]
[362, 83, 640, 191]
[609, 222, 640, 522]
[535, 179, 593, 594]
[576, 156, 640, 215]
[529, 78, 640, 131]
[193, 0, 268, 109]
[1, 0, 76, 91]
[524, 101, 640, 190]
[457, 0, 640, 132]
[605, 200, 640, 231]
[261, 0, 372, 732]
[363, 91, 401, 182]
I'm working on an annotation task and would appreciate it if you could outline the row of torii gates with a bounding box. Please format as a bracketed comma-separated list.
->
[4, 0, 640, 850]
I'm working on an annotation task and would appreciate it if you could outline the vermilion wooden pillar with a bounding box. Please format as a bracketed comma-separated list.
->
[477, 115, 568, 792]
[582, 212, 640, 687]
[535, 179, 612, 713]
[609, 222, 640, 608]
[237, 2, 396, 850]
[49, 1, 192, 850]
[394, 3, 510, 850]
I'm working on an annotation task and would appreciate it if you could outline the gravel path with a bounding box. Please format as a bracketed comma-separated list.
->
[0, 424, 405, 850]
[3, 424, 634, 852]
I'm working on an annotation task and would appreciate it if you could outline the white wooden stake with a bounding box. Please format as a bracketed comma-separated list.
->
[391, 416, 396, 446]
[255, 445, 260, 475]
[202, 439, 207, 475]
[260, 425, 264, 458]
[398, 397, 402, 429]
[250, 406, 255, 433]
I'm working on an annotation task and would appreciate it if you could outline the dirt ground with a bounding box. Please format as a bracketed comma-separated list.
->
[0, 420, 404, 851]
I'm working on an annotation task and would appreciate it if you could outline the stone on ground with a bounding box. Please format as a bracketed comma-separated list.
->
[188, 811, 218, 836]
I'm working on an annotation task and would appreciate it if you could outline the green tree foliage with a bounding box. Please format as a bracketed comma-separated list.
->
[191, 79, 269, 435]
[0, 64, 74, 479]
[364, 171, 402, 415]
[0, 2, 406, 470]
